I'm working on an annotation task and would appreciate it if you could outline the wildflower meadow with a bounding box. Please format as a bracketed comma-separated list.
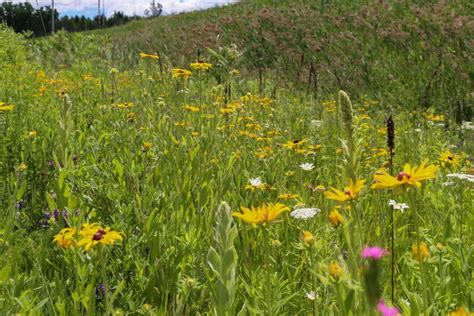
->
[0, 1, 473, 315]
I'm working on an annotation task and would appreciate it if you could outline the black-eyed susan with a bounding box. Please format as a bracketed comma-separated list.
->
[278, 193, 300, 200]
[232, 203, 290, 227]
[139, 52, 160, 60]
[439, 150, 460, 168]
[324, 178, 366, 202]
[329, 209, 344, 228]
[190, 61, 212, 70]
[411, 242, 429, 261]
[329, 261, 343, 279]
[0, 102, 14, 111]
[172, 68, 192, 79]
[184, 104, 200, 112]
[53, 227, 77, 249]
[371, 160, 437, 189]
[282, 139, 307, 150]
[143, 142, 152, 150]
[77, 223, 124, 251]
[302, 231, 315, 246]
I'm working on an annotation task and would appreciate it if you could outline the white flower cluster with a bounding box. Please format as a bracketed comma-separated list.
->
[461, 121, 474, 131]
[249, 177, 263, 187]
[446, 173, 474, 183]
[300, 163, 315, 171]
[388, 200, 409, 212]
[290, 208, 321, 220]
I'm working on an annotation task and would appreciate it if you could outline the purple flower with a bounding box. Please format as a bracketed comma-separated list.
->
[377, 300, 400, 316]
[48, 160, 55, 168]
[362, 246, 387, 260]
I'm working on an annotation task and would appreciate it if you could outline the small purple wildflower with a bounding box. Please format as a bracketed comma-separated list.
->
[377, 299, 400, 316]
[362, 246, 388, 260]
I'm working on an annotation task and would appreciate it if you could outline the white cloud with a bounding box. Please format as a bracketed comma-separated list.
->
[11, 0, 238, 16]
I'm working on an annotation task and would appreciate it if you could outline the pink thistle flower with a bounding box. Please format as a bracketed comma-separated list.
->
[377, 299, 400, 316]
[362, 246, 388, 260]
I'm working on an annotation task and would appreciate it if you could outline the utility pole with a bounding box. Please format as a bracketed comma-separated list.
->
[51, 0, 55, 33]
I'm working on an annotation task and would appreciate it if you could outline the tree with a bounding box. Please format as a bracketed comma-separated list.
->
[144, 0, 162, 17]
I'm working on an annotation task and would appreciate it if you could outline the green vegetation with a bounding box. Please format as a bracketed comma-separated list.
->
[0, 0, 473, 314]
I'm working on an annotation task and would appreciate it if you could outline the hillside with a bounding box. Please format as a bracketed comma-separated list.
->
[81, 0, 474, 120]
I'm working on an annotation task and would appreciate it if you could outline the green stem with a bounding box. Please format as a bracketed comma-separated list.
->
[409, 191, 429, 311]
[99, 246, 110, 315]
[264, 229, 273, 316]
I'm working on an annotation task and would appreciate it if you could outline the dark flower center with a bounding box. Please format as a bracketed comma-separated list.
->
[397, 172, 411, 181]
[93, 232, 103, 241]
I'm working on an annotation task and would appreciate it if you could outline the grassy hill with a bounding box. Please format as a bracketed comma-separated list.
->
[78, 0, 473, 119]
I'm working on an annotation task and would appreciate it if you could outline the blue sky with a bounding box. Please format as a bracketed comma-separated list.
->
[11, 0, 238, 17]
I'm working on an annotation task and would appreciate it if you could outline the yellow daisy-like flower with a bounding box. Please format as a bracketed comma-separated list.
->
[29, 130, 37, 138]
[371, 160, 438, 189]
[190, 61, 212, 70]
[411, 242, 429, 261]
[278, 193, 300, 200]
[329, 261, 343, 279]
[439, 150, 460, 168]
[77, 223, 124, 251]
[302, 231, 315, 246]
[426, 114, 444, 122]
[139, 52, 160, 60]
[232, 203, 290, 227]
[450, 307, 472, 316]
[0, 102, 14, 111]
[324, 178, 366, 202]
[282, 139, 306, 150]
[184, 105, 200, 112]
[172, 68, 192, 79]
[143, 142, 152, 150]
[53, 228, 77, 249]
[329, 209, 344, 228]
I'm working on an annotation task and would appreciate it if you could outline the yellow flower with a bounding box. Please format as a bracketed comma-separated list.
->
[77, 223, 124, 251]
[412, 242, 429, 261]
[426, 114, 444, 122]
[139, 52, 160, 60]
[282, 139, 306, 150]
[329, 209, 344, 228]
[143, 142, 152, 150]
[371, 160, 438, 189]
[184, 105, 200, 112]
[29, 130, 37, 138]
[191, 131, 199, 137]
[329, 261, 343, 279]
[302, 231, 315, 246]
[190, 61, 212, 70]
[117, 102, 135, 109]
[0, 102, 14, 111]
[53, 228, 77, 249]
[172, 68, 192, 79]
[127, 112, 136, 121]
[439, 150, 460, 168]
[230, 69, 240, 76]
[450, 307, 472, 316]
[232, 203, 290, 227]
[278, 193, 300, 200]
[175, 121, 191, 127]
[18, 163, 28, 172]
[324, 178, 366, 202]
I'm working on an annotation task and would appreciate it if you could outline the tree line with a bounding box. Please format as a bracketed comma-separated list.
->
[0, 1, 162, 37]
